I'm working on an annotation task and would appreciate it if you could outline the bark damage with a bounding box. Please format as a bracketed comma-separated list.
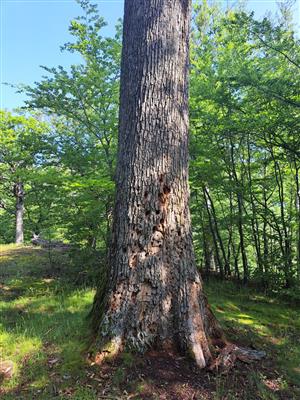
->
[91, 0, 265, 369]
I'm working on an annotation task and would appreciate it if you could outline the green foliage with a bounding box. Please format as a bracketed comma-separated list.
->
[190, 1, 300, 288]
[1, 1, 121, 249]
[0, 110, 54, 242]
[279, 286, 300, 305]
[41, 0, 121, 248]
[2, 1, 300, 398]
[2, 0, 300, 288]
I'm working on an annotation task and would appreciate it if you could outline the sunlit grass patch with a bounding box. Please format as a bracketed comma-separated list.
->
[206, 279, 300, 388]
[0, 244, 95, 397]
[0, 334, 44, 390]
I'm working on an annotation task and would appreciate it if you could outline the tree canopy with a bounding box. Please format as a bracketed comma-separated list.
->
[1, 0, 299, 292]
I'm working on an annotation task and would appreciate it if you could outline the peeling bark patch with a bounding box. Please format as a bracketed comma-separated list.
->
[129, 254, 138, 268]
[137, 283, 152, 302]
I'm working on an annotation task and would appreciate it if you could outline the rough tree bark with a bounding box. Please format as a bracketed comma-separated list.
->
[91, 0, 223, 368]
[91, 0, 265, 369]
[14, 181, 24, 244]
[294, 162, 300, 281]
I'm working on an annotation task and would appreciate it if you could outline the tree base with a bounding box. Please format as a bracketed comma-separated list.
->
[90, 284, 265, 370]
[89, 341, 266, 373]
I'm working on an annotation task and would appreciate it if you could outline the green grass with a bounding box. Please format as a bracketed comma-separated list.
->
[205, 279, 300, 393]
[0, 244, 299, 399]
[0, 244, 95, 399]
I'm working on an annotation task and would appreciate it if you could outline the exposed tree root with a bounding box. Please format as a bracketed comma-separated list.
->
[201, 293, 266, 370]
[209, 343, 266, 370]
[0, 361, 14, 380]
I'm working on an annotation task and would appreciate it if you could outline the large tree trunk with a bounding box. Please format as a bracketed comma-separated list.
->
[92, 0, 223, 368]
[14, 182, 24, 244]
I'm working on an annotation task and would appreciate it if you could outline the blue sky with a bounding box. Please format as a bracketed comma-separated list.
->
[1, 0, 299, 111]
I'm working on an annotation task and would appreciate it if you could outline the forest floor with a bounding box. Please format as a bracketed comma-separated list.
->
[0, 244, 300, 400]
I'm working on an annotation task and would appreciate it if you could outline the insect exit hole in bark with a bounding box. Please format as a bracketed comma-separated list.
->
[163, 185, 171, 195]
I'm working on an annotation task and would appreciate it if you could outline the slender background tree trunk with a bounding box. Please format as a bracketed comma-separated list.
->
[14, 181, 24, 244]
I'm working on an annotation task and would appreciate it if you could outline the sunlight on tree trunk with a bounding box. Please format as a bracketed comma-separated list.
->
[91, 0, 223, 368]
